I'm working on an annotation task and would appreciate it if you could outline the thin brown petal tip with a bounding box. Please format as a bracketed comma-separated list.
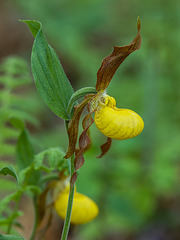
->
[137, 17, 141, 32]
[97, 137, 112, 158]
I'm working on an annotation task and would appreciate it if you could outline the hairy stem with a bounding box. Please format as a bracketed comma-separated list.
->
[60, 155, 75, 240]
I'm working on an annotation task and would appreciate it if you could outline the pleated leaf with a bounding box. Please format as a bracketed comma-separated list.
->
[21, 20, 74, 120]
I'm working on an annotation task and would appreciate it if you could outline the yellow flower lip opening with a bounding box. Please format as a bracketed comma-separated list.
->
[54, 186, 99, 225]
[95, 95, 144, 140]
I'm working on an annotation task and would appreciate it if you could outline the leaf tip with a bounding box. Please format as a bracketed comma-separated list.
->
[19, 19, 42, 38]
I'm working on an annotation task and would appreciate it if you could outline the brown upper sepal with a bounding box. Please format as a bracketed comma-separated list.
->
[96, 18, 142, 91]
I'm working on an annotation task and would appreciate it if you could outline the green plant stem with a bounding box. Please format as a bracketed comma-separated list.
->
[29, 197, 38, 240]
[60, 155, 75, 240]
[7, 192, 21, 234]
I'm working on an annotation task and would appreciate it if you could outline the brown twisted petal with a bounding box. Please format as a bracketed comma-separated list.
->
[96, 18, 142, 91]
[70, 111, 95, 187]
[64, 94, 95, 159]
[74, 112, 94, 171]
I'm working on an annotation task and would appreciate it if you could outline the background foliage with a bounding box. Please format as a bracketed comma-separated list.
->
[1, 0, 180, 239]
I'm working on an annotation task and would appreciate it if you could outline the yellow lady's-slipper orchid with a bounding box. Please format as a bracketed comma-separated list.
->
[64, 18, 143, 184]
[54, 185, 99, 224]
[94, 94, 144, 140]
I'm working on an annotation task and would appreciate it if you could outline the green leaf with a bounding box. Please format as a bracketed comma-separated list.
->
[0, 218, 24, 229]
[9, 117, 24, 130]
[25, 185, 41, 195]
[0, 234, 25, 240]
[0, 211, 23, 226]
[16, 127, 40, 184]
[10, 110, 39, 127]
[0, 179, 16, 191]
[21, 20, 74, 120]
[33, 147, 69, 177]
[0, 191, 21, 215]
[16, 128, 34, 170]
[18, 165, 33, 184]
[34, 147, 65, 170]
[0, 166, 19, 184]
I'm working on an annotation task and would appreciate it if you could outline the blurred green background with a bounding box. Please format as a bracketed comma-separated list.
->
[1, 0, 180, 239]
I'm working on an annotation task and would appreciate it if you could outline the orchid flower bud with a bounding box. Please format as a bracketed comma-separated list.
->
[54, 185, 99, 224]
